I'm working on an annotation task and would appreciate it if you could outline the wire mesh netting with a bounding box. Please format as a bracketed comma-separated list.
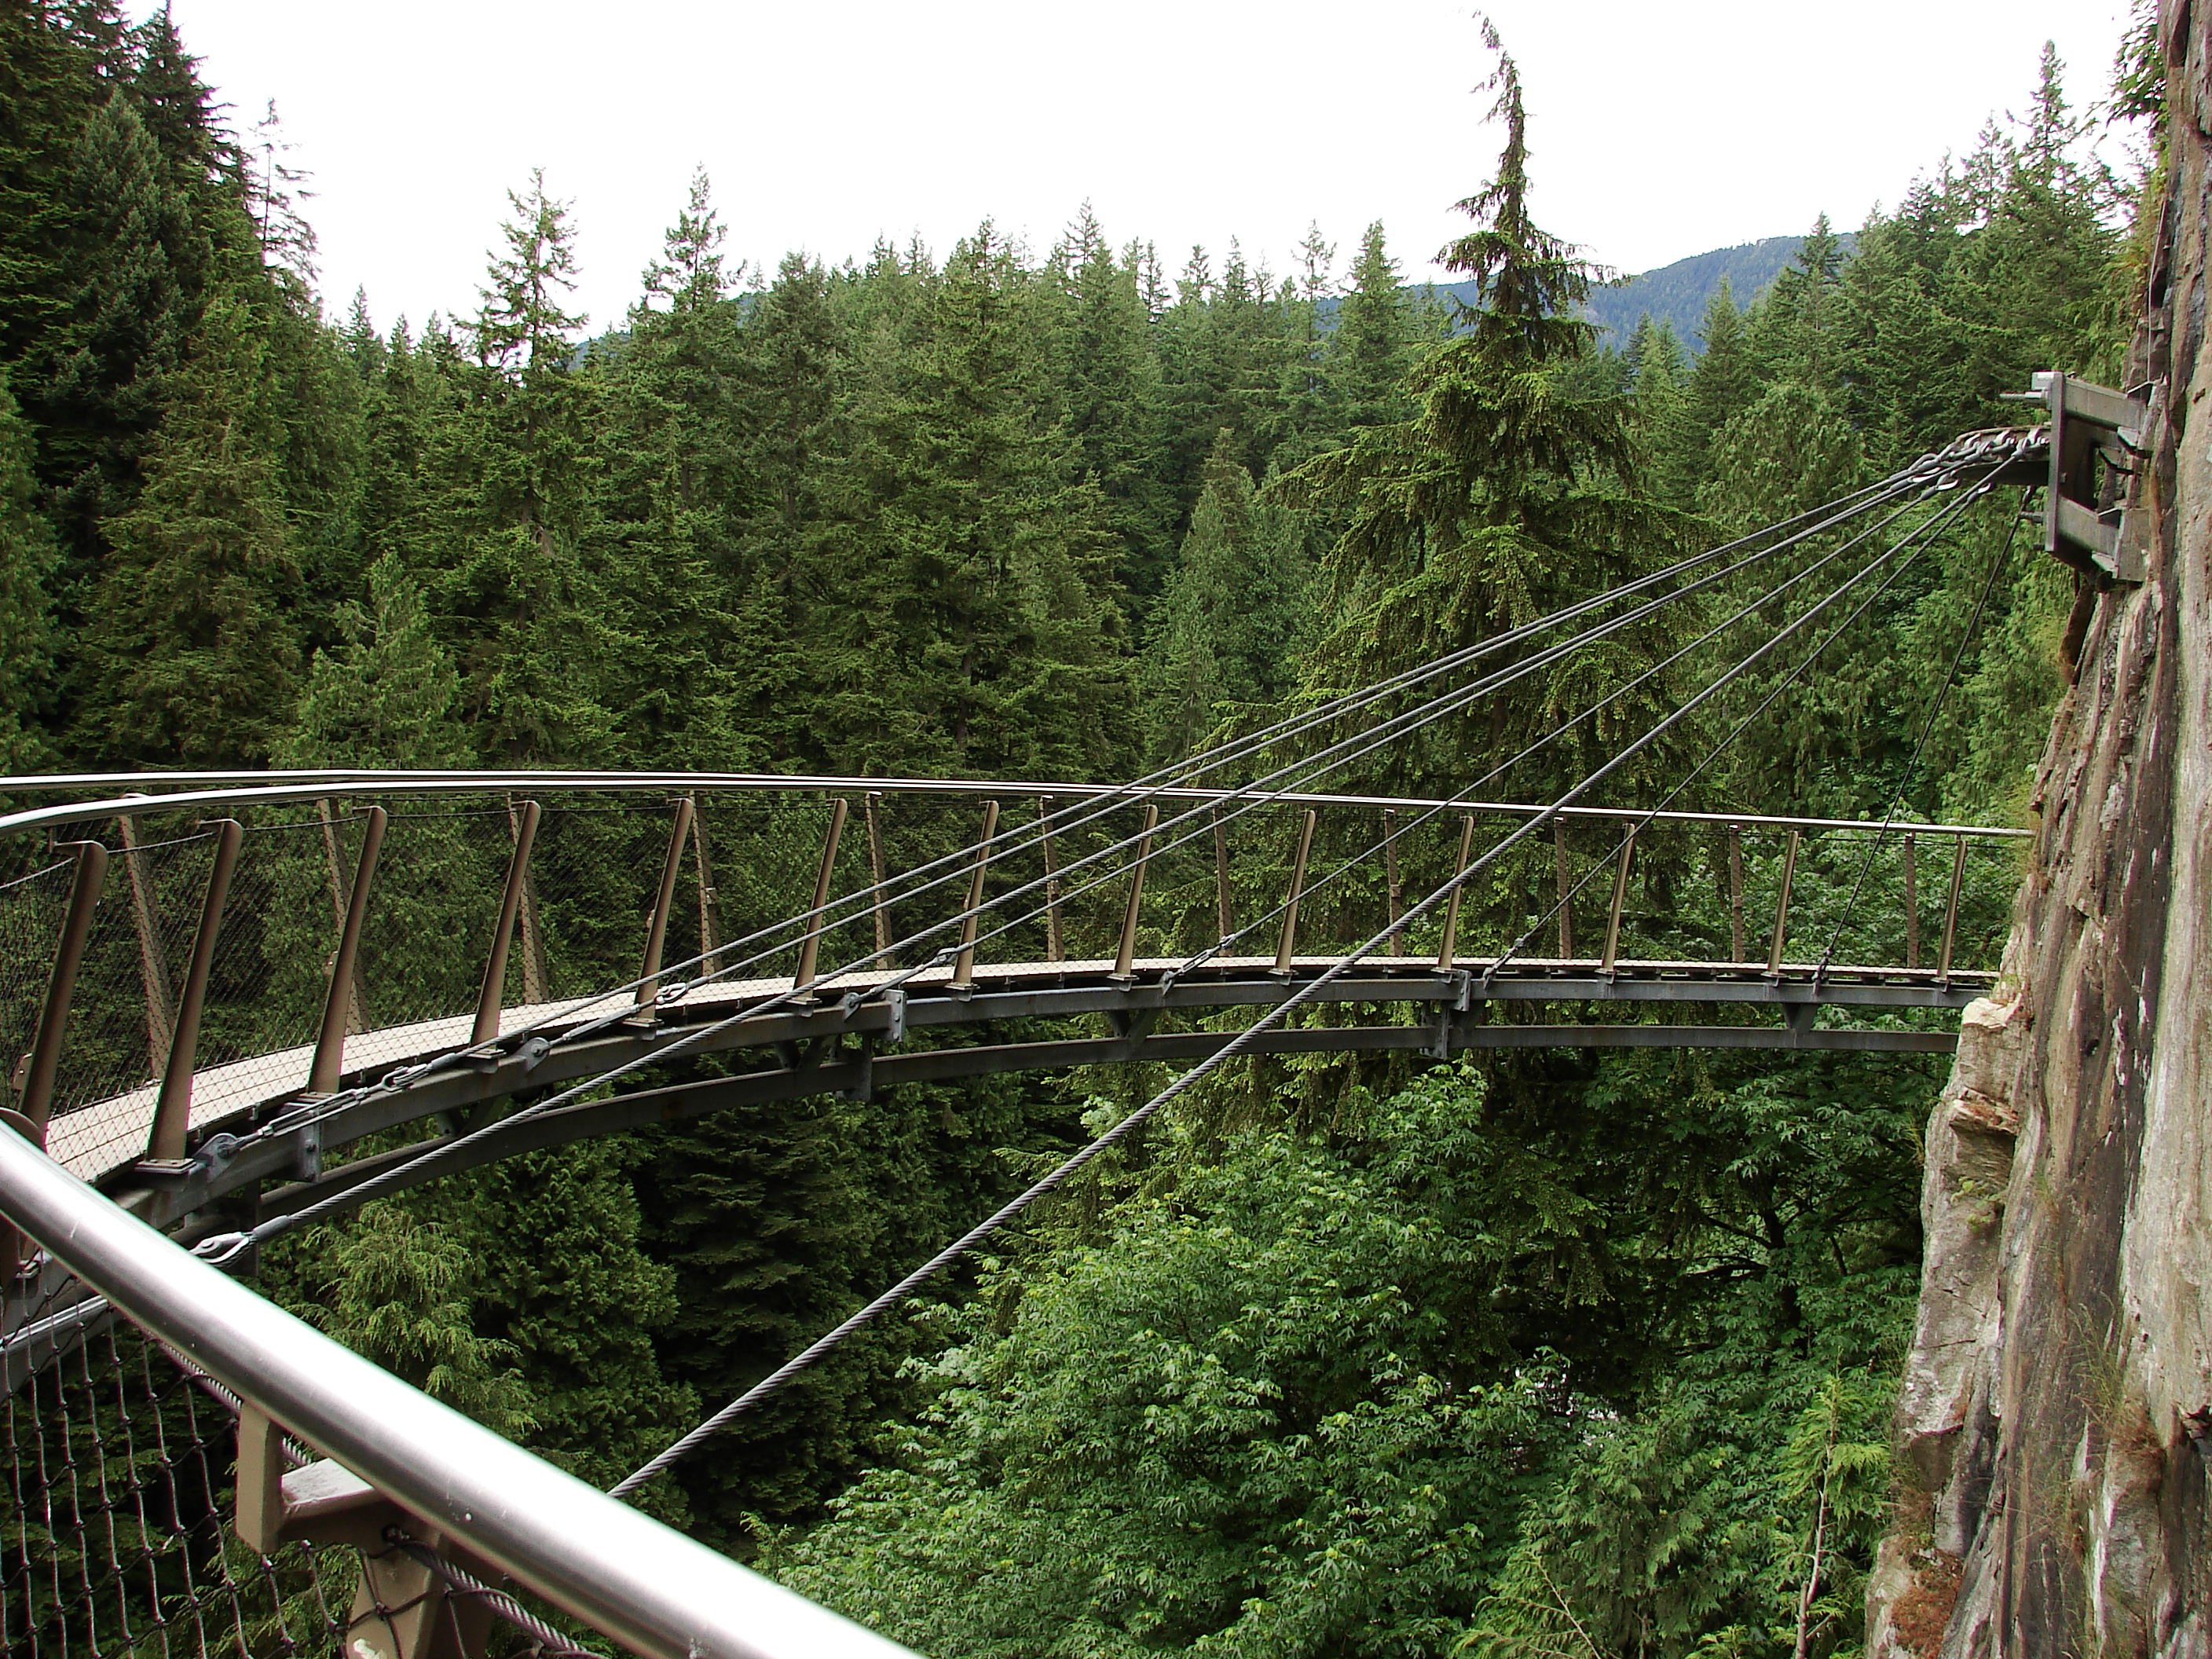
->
[1, 1265, 606, 1659]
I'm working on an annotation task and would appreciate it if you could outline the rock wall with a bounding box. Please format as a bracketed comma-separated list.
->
[1867, 6, 2212, 1654]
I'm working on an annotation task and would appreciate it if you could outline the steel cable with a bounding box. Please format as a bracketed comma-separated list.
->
[239, 478, 1917, 1240]
[607, 456, 2015, 1498]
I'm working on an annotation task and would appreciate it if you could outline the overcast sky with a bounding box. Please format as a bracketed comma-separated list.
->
[131, 0, 2140, 334]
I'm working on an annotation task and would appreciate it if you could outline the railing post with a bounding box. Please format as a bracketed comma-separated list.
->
[473, 800, 540, 1046]
[635, 797, 697, 1009]
[949, 799, 1000, 991]
[147, 820, 243, 1162]
[793, 797, 850, 996]
[1903, 833, 1920, 969]
[2, 842, 102, 1280]
[1938, 834, 1967, 985]
[1435, 813, 1476, 972]
[1038, 797, 1064, 963]
[867, 792, 895, 964]
[1727, 822, 1746, 963]
[1212, 808, 1233, 943]
[1601, 829, 1636, 976]
[308, 807, 387, 1097]
[115, 815, 175, 1079]
[511, 798, 549, 1004]
[18, 840, 108, 1140]
[1765, 828, 1800, 976]
[1273, 809, 1318, 976]
[317, 800, 367, 1038]
[1383, 809, 1404, 957]
[691, 809, 721, 976]
[1109, 804, 1159, 982]
[1554, 816, 1574, 959]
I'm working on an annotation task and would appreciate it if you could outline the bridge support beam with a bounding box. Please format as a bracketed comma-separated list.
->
[147, 820, 242, 1163]
[1273, 810, 1318, 976]
[1765, 829, 1800, 976]
[309, 808, 387, 1097]
[473, 800, 540, 1046]
[949, 800, 999, 991]
[793, 797, 849, 995]
[1110, 804, 1158, 982]
[636, 797, 697, 1010]
[1436, 813, 1475, 972]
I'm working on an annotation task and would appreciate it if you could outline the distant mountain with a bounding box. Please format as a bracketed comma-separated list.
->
[1425, 234, 1845, 353]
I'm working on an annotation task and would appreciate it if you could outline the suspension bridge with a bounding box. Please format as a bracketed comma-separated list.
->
[0, 381, 2148, 1659]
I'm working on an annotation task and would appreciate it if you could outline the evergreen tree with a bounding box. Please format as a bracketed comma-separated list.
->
[1675, 278, 1760, 500]
[1328, 220, 1416, 431]
[0, 374, 57, 770]
[1049, 206, 1171, 608]
[1289, 24, 1689, 800]
[79, 287, 302, 764]
[837, 225, 1130, 779]
[593, 167, 749, 767]
[1141, 429, 1313, 761]
[291, 1199, 535, 1440]
[27, 90, 197, 606]
[1624, 315, 1696, 507]
[275, 549, 467, 767]
[731, 250, 848, 767]
[449, 170, 610, 760]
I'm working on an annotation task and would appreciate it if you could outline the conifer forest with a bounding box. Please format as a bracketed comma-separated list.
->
[0, 2, 2163, 1654]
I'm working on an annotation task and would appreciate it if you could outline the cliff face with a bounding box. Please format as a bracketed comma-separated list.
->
[1867, 7, 2212, 1654]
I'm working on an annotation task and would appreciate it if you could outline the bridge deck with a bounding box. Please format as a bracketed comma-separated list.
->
[53, 954, 1991, 1219]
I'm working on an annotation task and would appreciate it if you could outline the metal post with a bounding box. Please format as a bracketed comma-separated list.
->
[18, 840, 108, 1139]
[635, 797, 697, 1009]
[1554, 816, 1574, 959]
[1903, 833, 1920, 969]
[308, 807, 387, 1097]
[949, 800, 1000, 991]
[1727, 823, 1746, 963]
[1038, 798, 1064, 964]
[691, 809, 720, 976]
[148, 820, 243, 1162]
[866, 793, 894, 964]
[1383, 809, 1404, 956]
[473, 800, 540, 1046]
[1765, 829, 1800, 976]
[1435, 813, 1476, 972]
[1110, 804, 1159, 982]
[116, 815, 175, 1079]
[317, 800, 367, 1038]
[511, 799, 549, 1005]
[1938, 834, 1967, 983]
[793, 797, 850, 995]
[1273, 809, 1318, 976]
[1601, 830, 1636, 976]
[1212, 808, 1233, 943]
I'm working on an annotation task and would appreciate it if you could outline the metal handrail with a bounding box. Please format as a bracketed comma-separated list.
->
[0, 1128, 918, 1659]
[0, 768, 2034, 840]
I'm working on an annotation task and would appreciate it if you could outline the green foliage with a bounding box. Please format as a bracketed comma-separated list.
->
[292, 1198, 536, 1438]
[1141, 428, 1313, 761]
[79, 284, 302, 764]
[276, 549, 467, 765]
[0, 372, 57, 768]
[776, 1046, 1931, 1657]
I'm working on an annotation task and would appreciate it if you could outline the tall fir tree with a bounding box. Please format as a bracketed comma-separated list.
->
[1328, 220, 1418, 433]
[1141, 428, 1313, 761]
[450, 170, 610, 760]
[0, 374, 57, 770]
[79, 286, 302, 764]
[1290, 24, 1689, 799]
